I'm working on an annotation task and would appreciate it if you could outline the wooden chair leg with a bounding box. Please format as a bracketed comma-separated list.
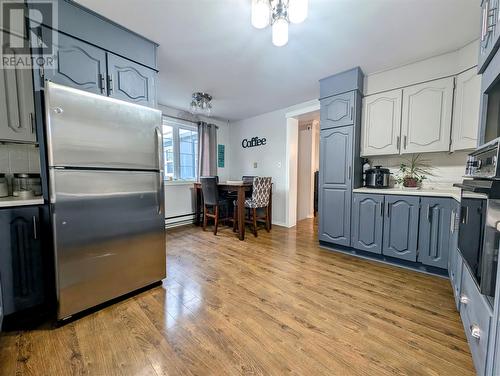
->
[203, 204, 207, 231]
[265, 205, 270, 232]
[233, 205, 238, 232]
[214, 205, 219, 235]
[252, 208, 257, 237]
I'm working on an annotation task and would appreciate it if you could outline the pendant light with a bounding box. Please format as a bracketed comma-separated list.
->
[251, 0, 309, 47]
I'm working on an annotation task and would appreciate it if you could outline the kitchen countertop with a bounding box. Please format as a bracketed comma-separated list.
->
[353, 187, 463, 201]
[0, 196, 44, 208]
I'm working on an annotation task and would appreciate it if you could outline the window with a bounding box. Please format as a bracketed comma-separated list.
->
[162, 116, 198, 181]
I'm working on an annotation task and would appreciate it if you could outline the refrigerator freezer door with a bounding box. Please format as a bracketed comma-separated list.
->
[51, 169, 165, 319]
[45, 81, 163, 170]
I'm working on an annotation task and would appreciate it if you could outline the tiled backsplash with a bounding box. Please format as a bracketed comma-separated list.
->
[0, 144, 41, 174]
[369, 150, 469, 188]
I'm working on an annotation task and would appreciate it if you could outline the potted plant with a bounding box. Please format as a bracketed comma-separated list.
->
[396, 154, 433, 188]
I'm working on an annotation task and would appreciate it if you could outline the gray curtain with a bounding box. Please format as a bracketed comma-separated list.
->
[197, 122, 218, 178]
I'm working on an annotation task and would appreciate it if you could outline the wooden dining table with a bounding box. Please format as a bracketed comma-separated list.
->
[193, 181, 272, 241]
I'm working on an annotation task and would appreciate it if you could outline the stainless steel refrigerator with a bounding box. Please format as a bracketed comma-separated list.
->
[45, 82, 166, 320]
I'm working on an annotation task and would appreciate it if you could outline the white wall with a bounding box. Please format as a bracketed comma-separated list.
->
[364, 40, 479, 95]
[229, 108, 289, 226]
[158, 103, 231, 226]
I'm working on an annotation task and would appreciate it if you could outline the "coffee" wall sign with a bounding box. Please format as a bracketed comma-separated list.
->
[242, 137, 267, 148]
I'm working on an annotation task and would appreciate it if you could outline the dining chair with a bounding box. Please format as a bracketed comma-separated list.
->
[200, 176, 229, 235]
[242, 176, 256, 183]
[233, 177, 272, 237]
[242, 176, 256, 198]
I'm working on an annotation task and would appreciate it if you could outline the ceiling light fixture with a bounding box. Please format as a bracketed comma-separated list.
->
[190, 92, 213, 117]
[251, 0, 308, 47]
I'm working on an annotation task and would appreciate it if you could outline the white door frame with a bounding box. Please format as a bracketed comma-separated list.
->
[284, 99, 320, 228]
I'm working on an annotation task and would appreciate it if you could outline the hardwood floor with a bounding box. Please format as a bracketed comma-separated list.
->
[0, 219, 475, 375]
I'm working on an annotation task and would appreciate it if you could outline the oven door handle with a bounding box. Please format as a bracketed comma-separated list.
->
[453, 183, 475, 191]
[453, 183, 491, 194]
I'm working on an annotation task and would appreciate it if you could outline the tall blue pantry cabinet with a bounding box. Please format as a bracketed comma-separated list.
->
[318, 68, 363, 247]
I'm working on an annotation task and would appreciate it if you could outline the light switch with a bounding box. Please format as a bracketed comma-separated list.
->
[253, 162, 258, 168]
[277, 162, 282, 168]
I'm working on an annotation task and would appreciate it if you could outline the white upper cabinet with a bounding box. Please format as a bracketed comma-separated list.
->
[361, 89, 402, 156]
[451, 68, 481, 151]
[400, 77, 454, 154]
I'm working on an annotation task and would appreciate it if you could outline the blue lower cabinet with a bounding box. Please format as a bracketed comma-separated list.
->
[0, 275, 3, 331]
[318, 126, 354, 247]
[0, 207, 44, 316]
[494, 317, 500, 375]
[418, 197, 453, 269]
[351, 193, 384, 254]
[382, 195, 419, 261]
[460, 266, 492, 376]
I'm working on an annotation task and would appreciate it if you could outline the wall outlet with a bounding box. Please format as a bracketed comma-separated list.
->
[277, 162, 282, 168]
[253, 162, 258, 168]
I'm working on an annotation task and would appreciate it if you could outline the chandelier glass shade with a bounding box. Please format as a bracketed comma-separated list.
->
[251, 0, 308, 47]
[190, 92, 213, 117]
[251, 0, 270, 29]
[272, 17, 288, 47]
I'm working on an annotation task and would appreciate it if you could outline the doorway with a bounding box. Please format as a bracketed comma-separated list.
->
[296, 112, 320, 222]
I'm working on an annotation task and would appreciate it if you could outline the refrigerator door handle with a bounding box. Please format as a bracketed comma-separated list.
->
[155, 127, 164, 216]
[155, 127, 163, 171]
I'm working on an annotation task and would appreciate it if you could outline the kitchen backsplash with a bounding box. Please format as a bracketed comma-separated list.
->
[369, 150, 469, 188]
[0, 144, 41, 174]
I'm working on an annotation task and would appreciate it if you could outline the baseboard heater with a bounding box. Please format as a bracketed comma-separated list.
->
[165, 213, 196, 229]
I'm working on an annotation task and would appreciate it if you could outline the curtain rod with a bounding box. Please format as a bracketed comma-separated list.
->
[162, 114, 219, 129]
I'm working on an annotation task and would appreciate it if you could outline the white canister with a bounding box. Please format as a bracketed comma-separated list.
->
[0, 174, 8, 198]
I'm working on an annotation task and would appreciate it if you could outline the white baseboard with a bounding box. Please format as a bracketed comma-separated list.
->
[273, 221, 293, 228]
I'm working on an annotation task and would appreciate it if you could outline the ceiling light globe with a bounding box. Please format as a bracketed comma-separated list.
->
[272, 17, 289, 47]
[251, 0, 270, 29]
[289, 0, 308, 24]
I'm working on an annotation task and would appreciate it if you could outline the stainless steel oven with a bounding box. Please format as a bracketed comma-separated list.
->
[455, 139, 500, 303]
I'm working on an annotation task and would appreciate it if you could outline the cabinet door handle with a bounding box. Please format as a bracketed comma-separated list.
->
[427, 205, 432, 222]
[450, 210, 455, 234]
[348, 167, 351, 181]
[396, 136, 401, 150]
[386, 202, 390, 217]
[33, 216, 38, 240]
[470, 324, 481, 340]
[461, 206, 468, 224]
[460, 294, 469, 305]
[99, 73, 105, 94]
[403, 135, 407, 149]
[350, 106, 353, 121]
[29, 112, 34, 134]
[107, 74, 114, 95]
[379, 201, 384, 217]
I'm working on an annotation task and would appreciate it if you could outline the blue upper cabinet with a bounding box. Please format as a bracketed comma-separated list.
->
[418, 197, 453, 269]
[382, 195, 419, 262]
[31, 2, 158, 108]
[479, 0, 500, 73]
[107, 54, 157, 108]
[41, 27, 107, 95]
[320, 92, 355, 130]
